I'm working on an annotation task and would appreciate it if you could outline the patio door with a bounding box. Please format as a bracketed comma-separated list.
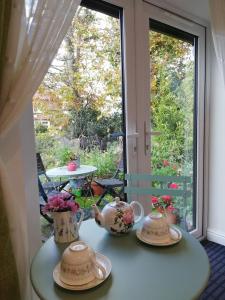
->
[130, 2, 205, 237]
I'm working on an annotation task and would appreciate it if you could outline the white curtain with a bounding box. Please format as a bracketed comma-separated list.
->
[210, 0, 225, 87]
[0, 0, 81, 298]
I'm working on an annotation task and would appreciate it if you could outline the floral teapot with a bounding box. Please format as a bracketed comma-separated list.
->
[92, 197, 144, 235]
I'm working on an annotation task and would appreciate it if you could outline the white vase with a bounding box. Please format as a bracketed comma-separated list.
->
[52, 210, 84, 243]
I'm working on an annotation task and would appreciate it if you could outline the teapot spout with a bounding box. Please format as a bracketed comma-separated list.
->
[92, 204, 105, 227]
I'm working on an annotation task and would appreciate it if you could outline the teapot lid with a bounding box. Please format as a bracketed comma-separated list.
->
[109, 197, 128, 209]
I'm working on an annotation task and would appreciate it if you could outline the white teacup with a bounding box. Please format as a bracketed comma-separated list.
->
[141, 213, 170, 242]
[60, 241, 106, 285]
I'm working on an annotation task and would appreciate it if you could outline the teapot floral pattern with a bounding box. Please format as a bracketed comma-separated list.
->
[110, 207, 134, 234]
[92, 197, 144, 235]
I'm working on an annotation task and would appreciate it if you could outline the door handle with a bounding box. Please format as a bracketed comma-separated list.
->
[144, 122, 149, 155]
[127, 132, 139, 138]
[144, 123, 162, 155]
[127, 132, 139, 154]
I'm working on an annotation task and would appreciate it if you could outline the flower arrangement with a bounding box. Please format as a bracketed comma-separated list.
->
[69, 153, 79, 161]
[42, 193, 80, 214]
[151, 183, 180, 223]
[68, 152, 80, 168]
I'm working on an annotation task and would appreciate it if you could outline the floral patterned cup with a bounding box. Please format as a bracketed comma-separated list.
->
[60, 241, 106, 285]
[141, 213, 170, 242]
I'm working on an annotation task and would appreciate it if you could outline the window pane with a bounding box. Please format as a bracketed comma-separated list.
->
[149, 20, 196, 231]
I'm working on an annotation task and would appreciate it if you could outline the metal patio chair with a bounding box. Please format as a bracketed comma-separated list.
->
[36, 153, 69, 193]
[95, 158, 124, 206]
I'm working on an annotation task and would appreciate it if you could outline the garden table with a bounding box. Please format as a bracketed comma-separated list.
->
[31, 219, 210, 300]
[46, 165, 97, 178]
[46, 165, 97, 198]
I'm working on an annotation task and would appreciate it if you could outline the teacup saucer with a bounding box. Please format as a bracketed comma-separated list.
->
[53, 253, 111, 290]
[136, 226, 182, 246]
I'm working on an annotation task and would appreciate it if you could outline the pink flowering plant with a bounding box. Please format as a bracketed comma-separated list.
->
[151, 183, 179, 217]
[42, 193, 80, 214]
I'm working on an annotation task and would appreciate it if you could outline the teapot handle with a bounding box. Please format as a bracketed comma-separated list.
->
[130, 201, 144, 223]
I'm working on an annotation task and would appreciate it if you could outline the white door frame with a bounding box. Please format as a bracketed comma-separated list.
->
[105, 0, 206, 237]
[135, 1, 206, 237]
[105, 0, 140, 176]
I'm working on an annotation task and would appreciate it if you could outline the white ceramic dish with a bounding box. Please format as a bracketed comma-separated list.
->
[136, 226, 182, 246]
[53, 253, 111, 291]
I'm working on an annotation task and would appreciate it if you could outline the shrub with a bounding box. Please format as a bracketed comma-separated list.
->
[35, 134, 120, 179]
[54, 147, 77, 166]
[35, 132, 59, 168]
[79, 144, 120, 178]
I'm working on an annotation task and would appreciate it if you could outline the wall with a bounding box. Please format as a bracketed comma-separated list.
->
[207, 50, 225, 245]
[146, 0, 209, 23]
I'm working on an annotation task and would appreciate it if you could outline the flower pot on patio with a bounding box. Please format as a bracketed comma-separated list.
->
[91, 182, 104, 196]
[67, 161, 77, 171]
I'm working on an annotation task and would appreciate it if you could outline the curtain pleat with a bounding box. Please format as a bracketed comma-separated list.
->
[0, 1, 21, 299]
[210, 0, 225, 87]
[0, 182, 21, 299]
[0, 1, 81, 298]
[0, 0, 11, 80]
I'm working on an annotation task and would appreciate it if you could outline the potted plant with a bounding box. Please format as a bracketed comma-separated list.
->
[91, 181, 104, 196]
[57, 147, 80, 169]
[68, 153, 80, 168]
[151, 182, 180, 225]
[42, 193, 84, 243]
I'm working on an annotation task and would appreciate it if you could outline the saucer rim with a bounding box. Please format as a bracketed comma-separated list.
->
[136, 226, 182, 246]
[53, 252, 112, 290]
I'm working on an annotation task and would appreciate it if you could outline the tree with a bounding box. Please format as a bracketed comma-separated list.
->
[33, 6, 122, 140]
[150, 31, 194, 174]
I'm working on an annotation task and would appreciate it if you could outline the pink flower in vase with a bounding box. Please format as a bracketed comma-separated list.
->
[66, 201, 80, 213]
[42, 193, 79, 214]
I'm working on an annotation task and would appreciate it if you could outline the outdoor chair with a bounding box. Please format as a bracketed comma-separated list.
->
[36, 153, 69, 193]
[95, 159, 124, 206]
[38, 177, 54, 224]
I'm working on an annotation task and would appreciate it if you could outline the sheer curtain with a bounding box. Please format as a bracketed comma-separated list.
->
[0, 0, 81, 299]
[210, 0, 225, 87]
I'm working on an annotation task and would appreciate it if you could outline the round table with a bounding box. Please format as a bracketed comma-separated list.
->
[31, 219, 210, 300]
[46, 165, 97, 178]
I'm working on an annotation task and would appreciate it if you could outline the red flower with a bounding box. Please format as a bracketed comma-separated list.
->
[151, 196, 159, 204]
[167, 204, 176, 212]
[161, 195, 172, 203]
[163, 160, 170, 167]
[169, 183, 179, 189]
